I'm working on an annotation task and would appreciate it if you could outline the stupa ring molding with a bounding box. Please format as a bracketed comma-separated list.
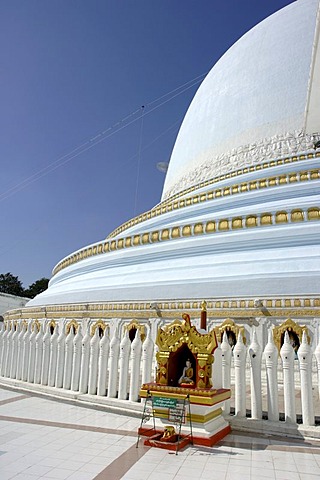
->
[52, 204, 320, 276]
[107, 155, 320, 241]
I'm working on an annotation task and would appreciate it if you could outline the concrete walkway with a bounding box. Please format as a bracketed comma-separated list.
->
[0, 387, 319, 480]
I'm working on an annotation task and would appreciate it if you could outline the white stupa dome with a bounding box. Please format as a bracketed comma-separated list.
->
[162, 0, 320, 200]
[27, 0, 320, 307]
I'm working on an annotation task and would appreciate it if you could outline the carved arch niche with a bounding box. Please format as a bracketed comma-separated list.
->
[91, 320, 108, 338]
[125, 320, 146, 342]
[214, 319, 246, 347]
[273, 319, 310, 354]
[66, 319, 79, 335]
[155, 314, 218, 390]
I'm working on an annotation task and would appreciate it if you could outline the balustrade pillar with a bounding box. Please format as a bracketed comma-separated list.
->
[221, 332, 232, 414]
[249, 328, 262, 419]
[21, 322, 32, 381]
[55, 322, 66, 388]
[5, 321, 14, 377]
[129, 331, 142, 402]
[315, 331, 320, 400]
[88, 328, 100, 395]
[79, 325, 91, 394]
[63, 325, 75, 390]
[233, 332, 247, 417]
[48, 325, 59, 387]
[263, 330, 279, 422]
[141, 326, 154, 385]
[0, 323, 9, 376]
[298, 331, 314, 426]
[280, 331, 296, 423]
[41, 323, 51, 386]
[16, 323, 26, 381]
[10, 322, 20, 379]
[27, 324, 37, 383]
[212, 341, 222, 389]
[107, 327, 120, 398]
[71, 325, 83, 391]
[97, 329, 110, 396]
[34, 323, 44, 384]
[118, 330, 131, 400]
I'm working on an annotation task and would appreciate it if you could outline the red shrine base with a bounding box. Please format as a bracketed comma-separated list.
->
[143, 433, 192, 452]
[139, 425, 231, 448]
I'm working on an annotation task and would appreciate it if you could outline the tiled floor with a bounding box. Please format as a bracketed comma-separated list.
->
[0, 386, 319, 480]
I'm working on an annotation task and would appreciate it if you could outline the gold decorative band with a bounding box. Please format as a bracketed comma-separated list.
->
[53, 204, 320, 276]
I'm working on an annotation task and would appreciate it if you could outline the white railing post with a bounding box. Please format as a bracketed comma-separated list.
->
[79, 325, 91, 394]
[21, 322, 32, 381]
[55, 321, 66, 388]
[263, 330, 279, 422]
[280, 331, 296, 423]
[41, 322, 51, 386]
[212, 341, 222, 389]
[118, 330, 131, 400]
[71, 325, 83, 391]
[34, 323, 44, 384]
[63, 325, 75, 390]
[221, 332, 232, 414]
[10, 322, 20, 379]
[27, 324, 37, 383]
[5, 321, 14, 377]
[0, 323, 5, 373]
[88, 327, 100, 395]
[233, 332, 247, 417]
[129, 331, 142, 402]
[107, 326, 120, 398]
[249, 328, 262, 419]
[141, 325, 154, 385]
[48, 324, 59, 387]
[16, 323, 26, 381]
[0, 323, 9, 376]
[298, 331, 314, 426]
[97, 329, 110, 396]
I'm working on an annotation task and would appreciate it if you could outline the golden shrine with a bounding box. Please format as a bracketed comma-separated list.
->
[139, 313, 231, 447]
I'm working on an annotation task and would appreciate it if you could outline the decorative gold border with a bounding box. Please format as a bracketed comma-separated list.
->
[52, 204, 320, 276]
[108, 161, 320, 240]
[273, 319, 310, 352]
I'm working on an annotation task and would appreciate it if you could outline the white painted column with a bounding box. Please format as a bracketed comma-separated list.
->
[97, 329, 110, 396]
[9, 322, 20, 379]
[0, 323, 9, 376]
[221, 332, 232, 414]
[27, 324, 38, 383]
[5, 321, 14, 377]
[297, 331, 314, 426]
[107, 327, 120, 398]
[21, 322, 32, 381]
[63, 325, 75, 390]
[248, 328, 262, 419]
[0, 323, 5, 373]
[314, 331, 320, 400]
[233, 332, 247, 417]
[34, 323, 44, 384]
[41, 322, 51, 386]
[212, 341, 222, 389]
[88, 327, 100, 395]
[79, 325, 91, 394]
[141, 326, 154, 385]
[16, 323, 26, 381]
[55, 322, 66, 388]
[48, 324, 59, 387]
[118, 330, 131, 400]
[71, 325, 83, 391]
[263, 330, 279, 422]
[129, 331, 142, 402]
[280, 331, 296, 423]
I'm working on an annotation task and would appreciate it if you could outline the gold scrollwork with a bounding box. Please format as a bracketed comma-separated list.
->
[125, 320, 146, 342]
[214, 319, 246, 345]
[91, 320, 108, 337]
[273, 319, 310, 353]
[66, 320, 79, 335]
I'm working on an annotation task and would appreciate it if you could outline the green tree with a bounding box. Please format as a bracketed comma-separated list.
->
[24, 277, 49, 299]
[0, 272, 24, 296]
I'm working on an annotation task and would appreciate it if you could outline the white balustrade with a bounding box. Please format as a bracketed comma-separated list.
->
[315, 332, 320, 401]
[141, 326, 154, 385]
[212, 341, 222, 389]
[263, 330, 279, 422]
[79, 325, 91, 394]
[221, 332, 232, 414]
[5, 322, 14, 377]
[48, 325, 59, 387]
[16, 323, 26, 381]
[248, 328, 262, 420]
[297, 331, 314, 426]
[55, 322, 66, 388]
[0, 323, 8, 376]
[21, 322, 32, 381]
[63, 325, 75, 390]
[280, 331, 296, 423]
[97, 329, 110, 396]
[129, 331, 142, 402]
[233, 332, 247, 417]
[41, 322, 51, 386]
[118, 330, 131, 400]
[71, 325, 83, 391]
[34, 323, 44, 384]
[27, 324, 37, 383]
[107, 327, 120, 398]
[88, 328, 100, 395]
[9, 322, 20, 379]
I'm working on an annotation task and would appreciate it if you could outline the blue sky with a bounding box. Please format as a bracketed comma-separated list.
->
[0, 0, 293, 287]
